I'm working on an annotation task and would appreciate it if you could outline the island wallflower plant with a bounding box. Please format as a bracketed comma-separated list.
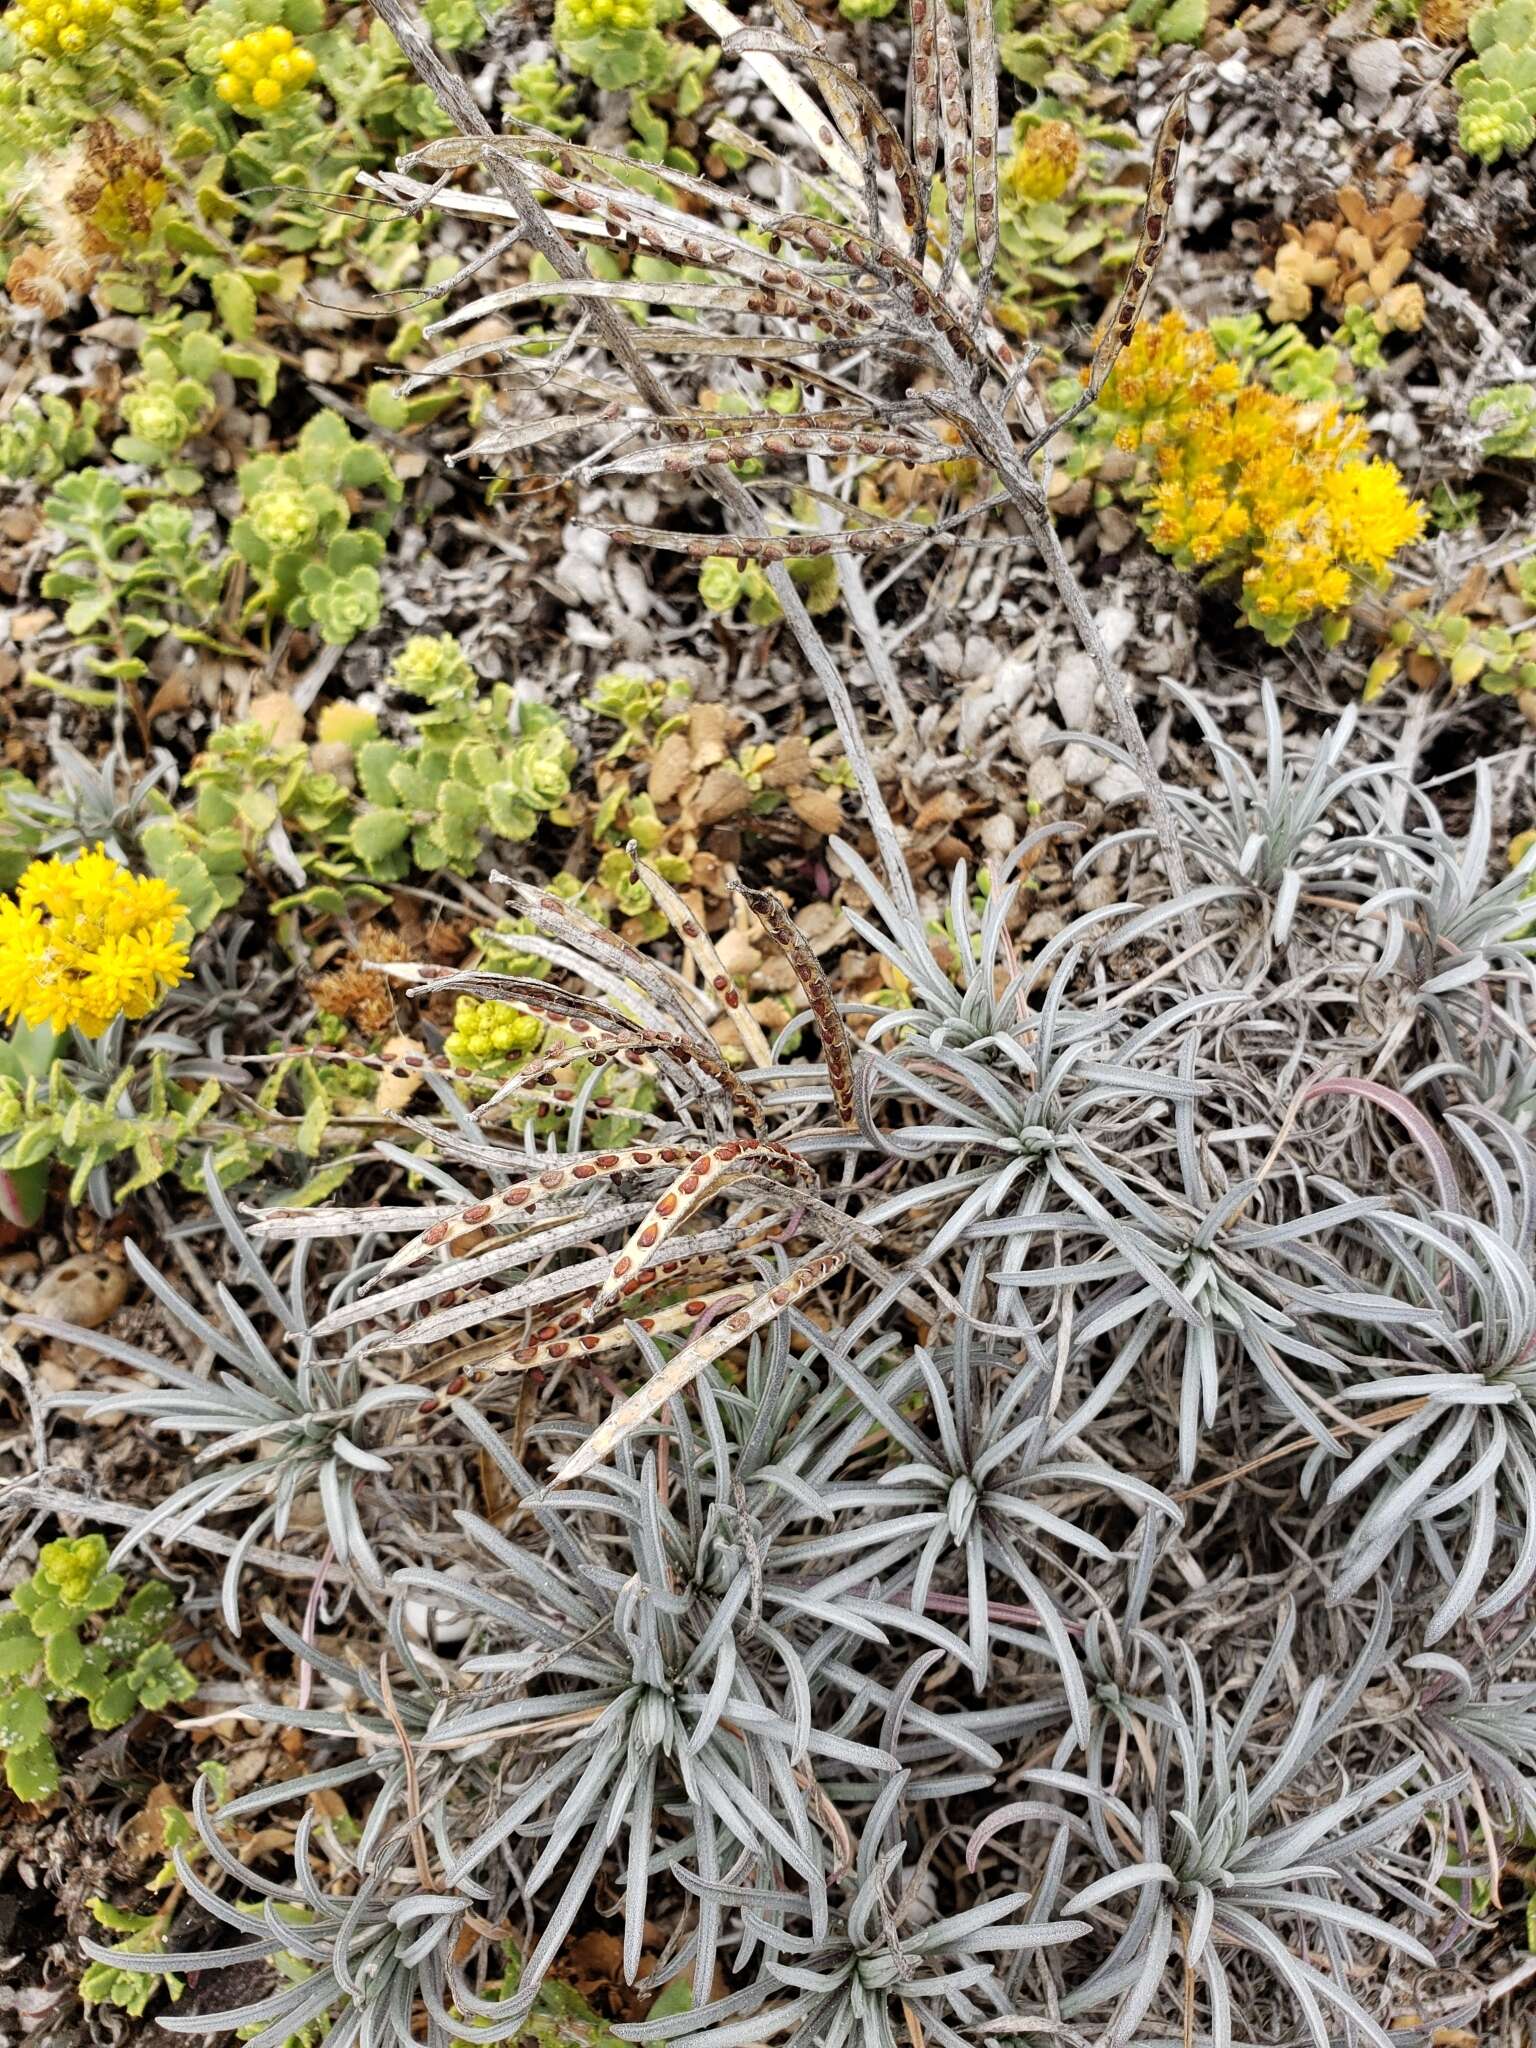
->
[0, 847, 189, 1039]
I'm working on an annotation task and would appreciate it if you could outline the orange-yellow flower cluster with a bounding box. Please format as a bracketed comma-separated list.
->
[0, 848, 189, 1040]
[1097, 312, 1425, 644]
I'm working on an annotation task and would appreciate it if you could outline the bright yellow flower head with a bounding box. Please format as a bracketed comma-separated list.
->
[0, 848, 190, 1040]
[215, 25, 317, 113]
[8, 0, 117, 60]
[1101, 312, 1424, 644]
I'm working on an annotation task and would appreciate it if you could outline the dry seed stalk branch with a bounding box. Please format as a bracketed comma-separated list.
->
[364, 0, 1198, 927]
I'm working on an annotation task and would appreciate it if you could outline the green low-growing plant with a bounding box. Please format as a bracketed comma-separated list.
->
[0, 1027, 356, 1216]
[551, 0, 684, 92]
[698, 546, 839, 626]
[0, 1019, 60, 1227]
[1001, 0, 1205, 89]
[1457, 0, 1536, 162]
[1367, 560, 1536, 697]
[160, 716, 358, 916]
[991, 103, 1146, 332]
[229, 408, 400, 645]
[1472, 382, 1536, 460]
[38, 470, 231, 682]
[0, 394, 101, 484]
[504, 56, 584, 135]
[112, 313, 277, 490]
[0, 1534, 195, 1803]
[585, 669, 693, 760]
[81, 1898, 185, 2020]
[0, 1047, 218, 1210]
[347, 635, 577, 877]
[1209, 311, 1362, 407]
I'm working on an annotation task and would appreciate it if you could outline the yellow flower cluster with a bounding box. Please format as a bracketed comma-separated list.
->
[1099, 313, 1424, 643]
[443, 997, 543, 1074]
[6, 0, 171, 57]
[1003, 121, 1081, 206]
[215, 24, 316, 111]
[0, 849, 190, 1040]
[9, 0, 116, 58]
[556, 0, 657, 36]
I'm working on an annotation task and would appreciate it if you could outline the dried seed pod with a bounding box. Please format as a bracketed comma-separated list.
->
[314, 1203, 648, 1339]
[497, 1028, 767, 1133]
[623, 844, 773, 1071]
[265, 1045, 498, 1092]
[966, 0, 1000, 287]
[911, 0, 942, 206]
[1088, 84, 1190, 399]
[414, 972, 617, 1041]
[765, 0, 870, 169]
[725, 28, 923, 237]
[548, 1246, 850, 1490]
[494, 880, 710, 1044]
[590, 1139, 819, 1316]
[931, 0, 970, 266]
[379, 1144, 706, 1278]
[597, 425, 947, 481]
[430, 1282, 753, 1399]
[599, 520, 939, 561]
[732, 884, 859, 1128]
